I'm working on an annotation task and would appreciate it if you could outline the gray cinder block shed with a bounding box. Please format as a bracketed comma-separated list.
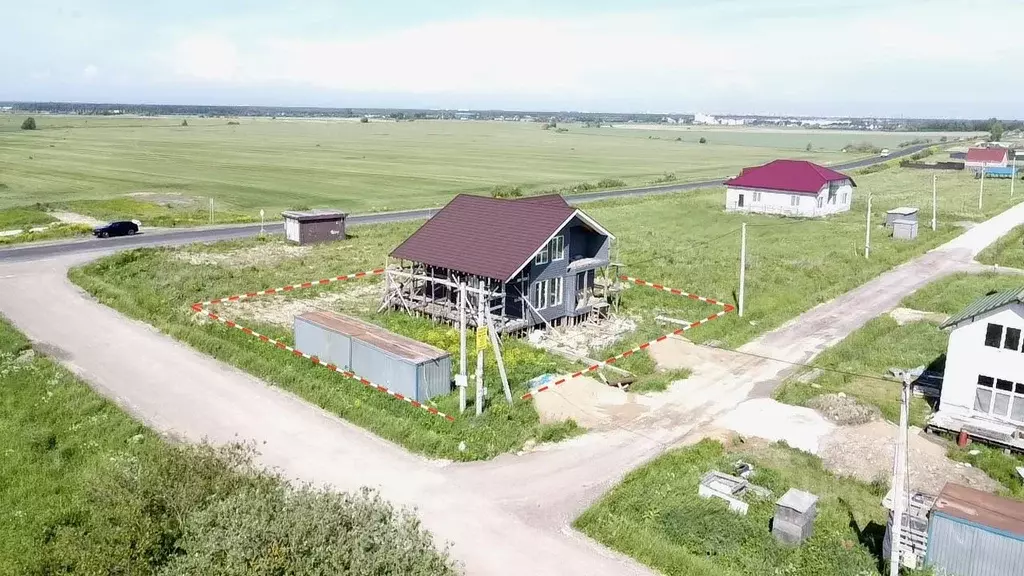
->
[294, 311, 452, 402]
[282, 209, 347, 245]
[772, 488, 818, 545]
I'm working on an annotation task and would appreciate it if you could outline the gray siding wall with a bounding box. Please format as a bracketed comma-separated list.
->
[295, 317, 352, 369]
[351, 340, 419, 400]
[926, 513, 1024, 576]
[418, 357, 454, 400]
[522, 217, 610, 325]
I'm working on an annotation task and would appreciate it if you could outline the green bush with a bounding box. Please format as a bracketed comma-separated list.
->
[651, 172, 677, 184]
[698, 137, 707, 144]
[20, 117, 36, 130]
[162, 486, 455, 576]
[491, 184, 524, 198]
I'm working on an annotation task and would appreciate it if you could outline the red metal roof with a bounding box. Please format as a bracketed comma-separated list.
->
[934, 482, 1024, 537]
[724, 159, 855, 195]
[390, 194, 583, 281]
[966, 147, 1009, 164]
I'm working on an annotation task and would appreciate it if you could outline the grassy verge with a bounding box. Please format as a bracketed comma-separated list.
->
[50, 197, 257, 227]
[774, 317, 940, 426]
[70, 233, 583, 461]
[948, 443, 1024, 498]
[977, 223, 1024, 268]
[901, 271, 1024, 314]
[575, 439, 888, 576]
[0, 205, 56, 229]
[0, 316, 456, 574]
[0, 223, 93, 245]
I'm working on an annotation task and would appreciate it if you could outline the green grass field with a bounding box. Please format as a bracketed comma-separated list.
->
[978, 223, 1024, 268]
[575, 439, 890, 576]
[70, 164, 1022, 459]
[0, 114, 957, 221]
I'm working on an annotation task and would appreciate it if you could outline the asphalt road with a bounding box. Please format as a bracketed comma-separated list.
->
[0, 143, 932, 263]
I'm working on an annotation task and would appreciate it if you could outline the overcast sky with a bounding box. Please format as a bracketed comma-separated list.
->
[2, 0, 1019, 118]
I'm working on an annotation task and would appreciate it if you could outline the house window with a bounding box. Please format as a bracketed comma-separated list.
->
[548, 276, 563, 307]
[841, 193, 848, 204]
[1005, 327, 1022, 351]
[534, 244, 549, 266]
[817, 197, 824, 209]
[985, 323, 1004, 347]
[790, 195, 800, 207]
[828, 181, 840, 195]
[550, 236, 566, 261]
[974, 374, 1024, 423]
[532, 281, 547, 310]
[752, 191, 762, 202]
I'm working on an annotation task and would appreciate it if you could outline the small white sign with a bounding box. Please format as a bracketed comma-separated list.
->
[455, 375, 468, 388]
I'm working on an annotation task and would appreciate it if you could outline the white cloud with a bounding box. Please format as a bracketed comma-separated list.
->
[82, 64, 98, 78]
[153, 1, 1022, 113]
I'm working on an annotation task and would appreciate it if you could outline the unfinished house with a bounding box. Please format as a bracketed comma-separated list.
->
[383, 194, 615, 333]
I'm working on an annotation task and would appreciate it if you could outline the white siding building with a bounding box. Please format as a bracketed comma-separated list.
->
[932, 289, 1024, 444]
[724, 160, 855, 217]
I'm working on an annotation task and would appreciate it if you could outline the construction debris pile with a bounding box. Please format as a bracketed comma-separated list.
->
[527, 314, 636, 358]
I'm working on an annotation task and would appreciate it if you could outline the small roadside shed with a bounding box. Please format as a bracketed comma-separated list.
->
[926, 482, 1024, 576]
[282, 209, 348, 245]
[885, 207, 919, 228]
[294, 311, 452, 402]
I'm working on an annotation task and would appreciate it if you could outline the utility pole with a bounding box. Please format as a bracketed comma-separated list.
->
[260, 209, 265, 235]
[209, 198, 215, 224]
[889, 373, 911, 576]
[738, 222, 747, 317]
[1012, 159, 1017, 198]
[931, 174, 937, 232]
[458, 282, 467, 414]
[979, 165, 986, 210]
[864, 195, 872, 259]
[475, 279, 485, 416]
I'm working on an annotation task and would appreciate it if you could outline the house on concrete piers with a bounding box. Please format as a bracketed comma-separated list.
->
[383, 194, 615, 333]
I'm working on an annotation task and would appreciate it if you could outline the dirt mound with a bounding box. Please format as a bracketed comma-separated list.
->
[807, 393, 880, 425]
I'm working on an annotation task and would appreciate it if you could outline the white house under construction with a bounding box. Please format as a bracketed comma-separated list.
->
[382, 194, 616, 333]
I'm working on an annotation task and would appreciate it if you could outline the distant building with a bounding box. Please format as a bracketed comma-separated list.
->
[694, 112, 718, 125]
[931, 288, 1024, 442]
[965, 147, 1010, 172]
[723, 160, 855, 217]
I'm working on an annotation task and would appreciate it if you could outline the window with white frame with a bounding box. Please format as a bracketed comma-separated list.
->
[550, 235, 566, 261]
[534, 244, 549, 265]
[841, 192, 848, 204]
[531, 278, 563, 310]
[974, 374, 1024, 423]
[790, 195, 800, 207]
[817, 197, 824, 209]
[752, 191, 762, 202]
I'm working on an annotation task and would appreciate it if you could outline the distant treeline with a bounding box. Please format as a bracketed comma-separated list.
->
[904, 118, 1023, 133]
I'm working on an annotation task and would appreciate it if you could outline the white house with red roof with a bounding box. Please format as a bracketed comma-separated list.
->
[964, 147, 1010, 172]
[724, 159, 856, 217]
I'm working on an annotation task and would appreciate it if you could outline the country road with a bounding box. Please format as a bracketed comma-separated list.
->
[0, 143, 932, 263]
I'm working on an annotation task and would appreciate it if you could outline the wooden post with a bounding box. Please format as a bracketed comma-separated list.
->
[864, 195, 872, 260]
[931, 174, 937, 232]
[979, 165, 985, 210]
[458, 281, 467, 414]
[475, 279, 485, 416]
[739, 222, 746, 317]
[486, 307, 513, 405]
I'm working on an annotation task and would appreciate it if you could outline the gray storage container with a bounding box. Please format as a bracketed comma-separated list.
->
[294, 311, 452, 402]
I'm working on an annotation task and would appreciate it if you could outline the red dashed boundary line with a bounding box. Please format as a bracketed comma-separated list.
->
[190, 268, 456, 422]
[521, 275, 734, 400]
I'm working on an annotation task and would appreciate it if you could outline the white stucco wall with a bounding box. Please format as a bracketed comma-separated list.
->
[940, 303, 1024, 422]
[725, 182, 853, 217]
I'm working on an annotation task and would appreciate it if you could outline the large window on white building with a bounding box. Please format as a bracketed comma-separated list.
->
[975, 375, 1024, 423]
[790, 195, 800, 207]
[984, 323, 1024, 351]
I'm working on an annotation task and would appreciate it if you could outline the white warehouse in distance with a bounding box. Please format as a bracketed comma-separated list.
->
[724, 159, 856, 217]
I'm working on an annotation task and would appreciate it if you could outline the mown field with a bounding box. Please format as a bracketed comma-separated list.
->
[575, 439, 891, 576]
[0, 113, 946, 222]
[774, 271, 1024, 498]
[70, 163, 1023, 460]
[978, 223, 1024, 268]
[0, 317, 455, 575]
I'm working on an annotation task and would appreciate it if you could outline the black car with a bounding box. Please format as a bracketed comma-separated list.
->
[93, 220, 139, 238]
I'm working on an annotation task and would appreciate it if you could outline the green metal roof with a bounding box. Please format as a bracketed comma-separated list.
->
[940, 287, 1024, 329]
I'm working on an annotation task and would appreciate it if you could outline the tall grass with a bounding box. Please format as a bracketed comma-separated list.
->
[576, 439, 887, 576]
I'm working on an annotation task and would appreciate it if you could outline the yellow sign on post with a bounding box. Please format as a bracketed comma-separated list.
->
[476, 326, 489, 350]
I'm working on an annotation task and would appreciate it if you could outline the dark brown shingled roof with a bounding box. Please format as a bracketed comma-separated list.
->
[390, 194, 577, 281]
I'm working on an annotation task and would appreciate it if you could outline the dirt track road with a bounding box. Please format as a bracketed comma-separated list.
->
[2, 198, 1023, 574]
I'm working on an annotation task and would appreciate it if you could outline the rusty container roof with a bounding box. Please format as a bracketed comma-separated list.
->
[297, 310, 448, 364]
[933, 482, 1024, 538]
